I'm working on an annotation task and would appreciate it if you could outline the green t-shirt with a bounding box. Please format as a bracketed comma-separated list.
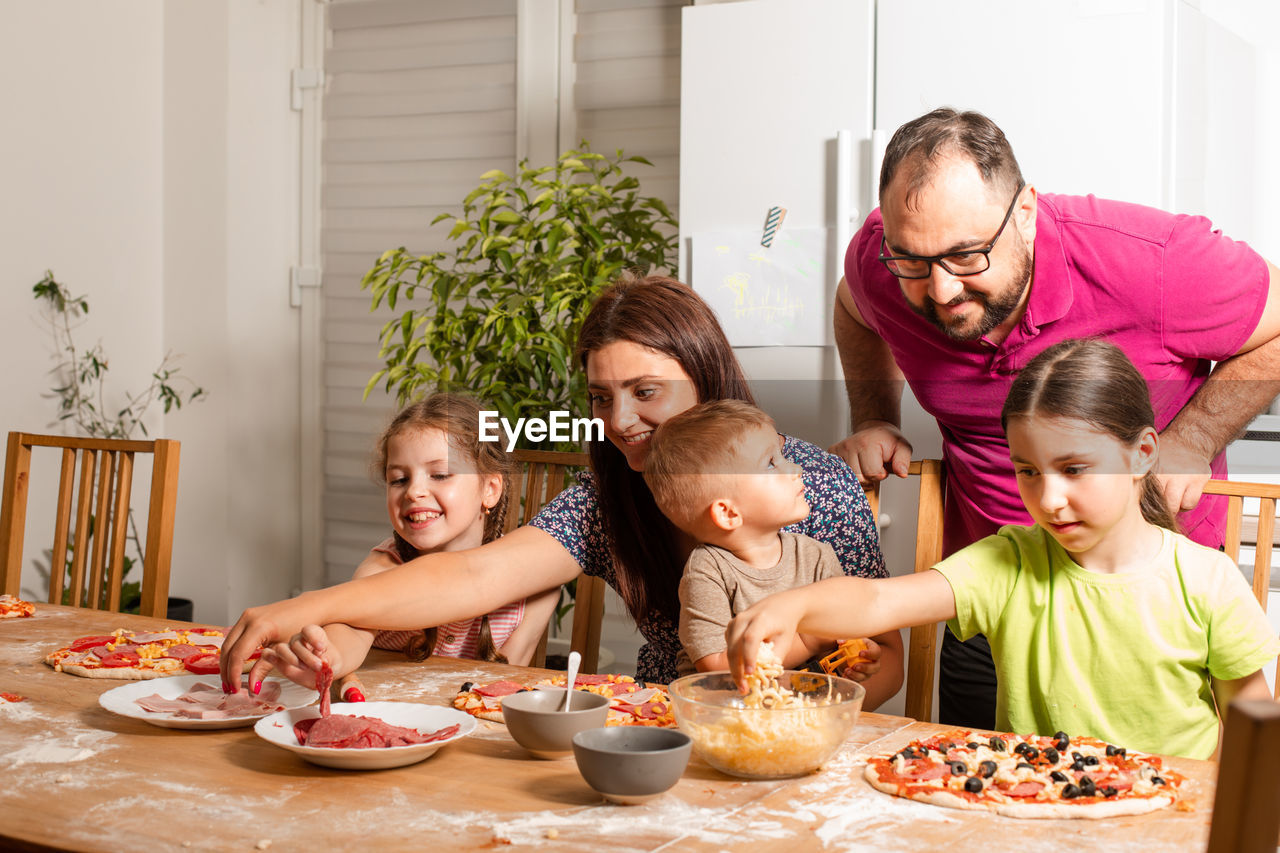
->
[935, 525, 1279, 759]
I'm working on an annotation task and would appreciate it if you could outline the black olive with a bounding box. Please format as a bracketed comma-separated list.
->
[1083, 756, 1099, 766]
[979, 760, 998, 778]
[1016, 761, 1034, 771]
[1050, 771, 1069, 783]
[1079, 776, 1096, 796]
[1105, 744, 1125, 757]
[938, 741, 956, 753]
[1023, 746, 1039, 762]
[1053, 731, 1070, 750]
[949, 761, 968, 776]
[460, 681, 474, 693]
[1062, 784, 1082, 799]
[964, 776, 984, 793]
[1152, 776, 1166, 786]
[1071, 759, 1086, 772]
[1042, 747, 1059, 764]
[989, 736, 1007, 752]
[917, 746, 930, 757]
[1071, 751, 1084, 762]
[966, 742, 981, 750]
[1101, 786, 1118, 798]
[899, 747, 916, 760]
[1013, 742, 1030, 756]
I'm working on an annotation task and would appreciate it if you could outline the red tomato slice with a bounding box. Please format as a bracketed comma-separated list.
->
[69, 635, 117, 653]
[184, 653, 221, 674]
[98, 651, 141, 668]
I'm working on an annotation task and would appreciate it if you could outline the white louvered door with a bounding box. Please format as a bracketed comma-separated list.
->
[318, 0, 685, 598]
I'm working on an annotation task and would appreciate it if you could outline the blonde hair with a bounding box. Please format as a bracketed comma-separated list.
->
[372, 393, 515, 662]
[643, 400, 777, 532]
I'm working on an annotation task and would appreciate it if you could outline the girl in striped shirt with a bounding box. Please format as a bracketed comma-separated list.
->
[260, 394, 559, 690]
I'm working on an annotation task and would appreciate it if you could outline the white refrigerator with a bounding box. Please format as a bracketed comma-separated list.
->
[680, 0, 1260, 715]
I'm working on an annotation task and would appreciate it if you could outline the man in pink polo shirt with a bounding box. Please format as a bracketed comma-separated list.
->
[833, 108, 1280, 728]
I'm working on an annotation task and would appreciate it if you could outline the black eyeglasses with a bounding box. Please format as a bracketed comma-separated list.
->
[878, 182, 1026, 279]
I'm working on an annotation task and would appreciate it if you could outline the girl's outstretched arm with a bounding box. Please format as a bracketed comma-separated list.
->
[225, 526, 581, 692]
[259, 623, 374, 689]
[725, 570, 957, 691]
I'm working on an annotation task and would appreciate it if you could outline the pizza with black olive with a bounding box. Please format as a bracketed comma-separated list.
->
[863, 729, 1189, 818]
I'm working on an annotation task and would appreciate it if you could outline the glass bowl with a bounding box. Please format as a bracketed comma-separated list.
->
[668, 670, 864, 779]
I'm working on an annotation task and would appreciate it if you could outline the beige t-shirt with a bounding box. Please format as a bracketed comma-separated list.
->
[677, 531, 842, 673]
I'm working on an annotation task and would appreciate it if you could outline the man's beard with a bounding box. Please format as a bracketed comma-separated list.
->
[910, 245, 1032, 341]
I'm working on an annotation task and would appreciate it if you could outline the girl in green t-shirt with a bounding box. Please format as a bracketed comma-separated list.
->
[726, 338, 1277, 758]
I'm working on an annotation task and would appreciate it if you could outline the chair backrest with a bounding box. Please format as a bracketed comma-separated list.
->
[864, 459, 946, 722]
[0, 432, 181, 618]
[1202, 477, 1280, 698]
[1207, 697, 1280, 853]
[507, 449, 607, 674]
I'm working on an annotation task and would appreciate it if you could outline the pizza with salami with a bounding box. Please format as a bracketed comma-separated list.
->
[45, 627, 261, 680]
[863, 728, 1189, 819]
[0, 594, 36, 619]
[453, 673, 677, 728]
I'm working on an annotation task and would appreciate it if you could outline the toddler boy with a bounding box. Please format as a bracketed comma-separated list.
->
[645, 400, 864, 675]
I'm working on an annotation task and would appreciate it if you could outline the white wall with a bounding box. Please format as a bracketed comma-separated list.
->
[2, 1, 303, 625]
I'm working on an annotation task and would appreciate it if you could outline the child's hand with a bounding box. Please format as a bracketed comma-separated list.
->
[834, 637, 881, 682]
[724, 592, 806, 691]
[258, 625, 338, 691]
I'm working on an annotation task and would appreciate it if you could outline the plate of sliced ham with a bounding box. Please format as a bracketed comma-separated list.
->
[98, 676, 317, 730]
[254, 701, 475, 770]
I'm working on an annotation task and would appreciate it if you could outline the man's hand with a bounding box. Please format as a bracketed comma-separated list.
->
[828, 420, 914, 485]
[1152, 434, 1212, 513]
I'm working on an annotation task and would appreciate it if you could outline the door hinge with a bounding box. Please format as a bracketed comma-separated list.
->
[290, 266, 322, 308]
[291, 68, 323, 111]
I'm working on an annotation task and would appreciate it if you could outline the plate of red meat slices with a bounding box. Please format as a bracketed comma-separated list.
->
[99, 676, 317, 730]
[254, 701, 476, 769]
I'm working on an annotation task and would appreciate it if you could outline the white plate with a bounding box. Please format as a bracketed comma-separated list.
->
[98, 676, 317, 730]
[254, 701, 475, 770]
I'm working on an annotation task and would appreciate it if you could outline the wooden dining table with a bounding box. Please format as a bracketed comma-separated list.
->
[2, 605, 1223, 852]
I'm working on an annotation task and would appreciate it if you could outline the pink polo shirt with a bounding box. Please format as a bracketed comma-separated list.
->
[846, 193, 1270, 555]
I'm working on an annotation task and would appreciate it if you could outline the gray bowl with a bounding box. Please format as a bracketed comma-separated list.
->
[501, 688, 610, 759]
[572, 726, 693, 804]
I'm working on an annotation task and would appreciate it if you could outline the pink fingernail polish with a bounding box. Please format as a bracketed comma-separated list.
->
[222, 681, 231, 694]
[253, 681, 262, 695]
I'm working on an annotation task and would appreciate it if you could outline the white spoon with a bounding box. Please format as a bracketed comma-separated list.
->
[563, 650, 581, 712]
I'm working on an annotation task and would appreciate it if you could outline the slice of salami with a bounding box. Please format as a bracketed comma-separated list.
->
[473, 680, 527, 698]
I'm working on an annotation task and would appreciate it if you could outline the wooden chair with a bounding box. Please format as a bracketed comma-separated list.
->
[1202, 478, 1280, 697]
[863, 459, 946, 722]
[0, 432, 181, 618]
[1207, 698, 1280, 853]
[506, 449, 607, 674]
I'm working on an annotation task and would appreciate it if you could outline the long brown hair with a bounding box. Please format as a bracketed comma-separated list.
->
[1000, 339, 1179, 532]
[372, 393, 514, 662]
[575, 272, 755, 624]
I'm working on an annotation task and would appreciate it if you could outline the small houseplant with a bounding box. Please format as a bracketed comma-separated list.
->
[30, 271, 206, 612]
[360, 145, 678, 435]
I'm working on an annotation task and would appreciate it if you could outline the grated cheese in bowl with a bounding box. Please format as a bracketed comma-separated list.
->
[669, 645, 864, 779]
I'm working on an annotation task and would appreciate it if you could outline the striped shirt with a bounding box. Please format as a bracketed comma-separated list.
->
[368, 538, 525, 659]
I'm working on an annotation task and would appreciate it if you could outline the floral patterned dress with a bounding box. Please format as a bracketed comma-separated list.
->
[529, 435, 885, 683]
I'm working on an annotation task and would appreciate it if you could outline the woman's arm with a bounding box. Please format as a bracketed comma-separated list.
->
[226, 525, 582, 692]
[497, 585, 563, 667]
[725, 569, 956, 690]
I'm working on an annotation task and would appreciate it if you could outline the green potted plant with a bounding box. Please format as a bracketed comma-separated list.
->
[31, 271, 206, 616]
[360, 145, 678, 432]
[359, 146, 678, 658]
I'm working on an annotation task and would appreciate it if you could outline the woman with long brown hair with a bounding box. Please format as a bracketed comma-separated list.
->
[222, 274, 902, 706]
